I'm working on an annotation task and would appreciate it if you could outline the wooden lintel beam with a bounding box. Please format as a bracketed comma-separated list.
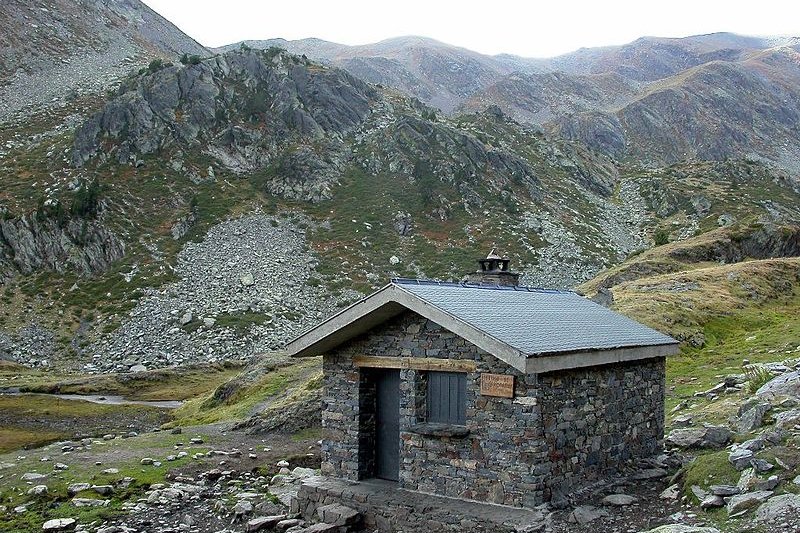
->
[353, 355, 476, 372]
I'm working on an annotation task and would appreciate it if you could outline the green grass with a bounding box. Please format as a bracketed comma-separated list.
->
[0, 430, 211, 532]
[0, 395, 170, 448]
[682, 450, 740, 501]
[169, 359, 319, 426]
[3, 364, 243, 401]
[214, 311, 270, 333]
[0, 426, 64, 454]
[291, 427, 323, 441]
[666, 290, 800, 404]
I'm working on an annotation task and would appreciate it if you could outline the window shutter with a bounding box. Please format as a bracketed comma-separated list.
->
[427, 371, 466, 425]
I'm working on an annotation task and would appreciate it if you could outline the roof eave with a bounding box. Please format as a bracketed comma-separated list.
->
[286, 283, 529, 373]
[524, 342, 680, 374]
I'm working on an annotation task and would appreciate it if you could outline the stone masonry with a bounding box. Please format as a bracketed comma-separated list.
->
[321, 310, 665, 508]
[294, 477, 547, 533]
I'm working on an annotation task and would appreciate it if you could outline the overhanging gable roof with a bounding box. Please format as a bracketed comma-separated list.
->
[285, 279, 679, 373]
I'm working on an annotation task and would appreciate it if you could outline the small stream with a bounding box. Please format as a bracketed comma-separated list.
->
[0, 389, 183, 409]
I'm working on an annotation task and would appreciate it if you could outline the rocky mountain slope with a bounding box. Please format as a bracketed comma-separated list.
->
[550, 47, 800, 167]
[216, 36, 541, 113]
[2, 44, 799, 370]
[0, 0, 208, 124]
[230, 33, 800, 170]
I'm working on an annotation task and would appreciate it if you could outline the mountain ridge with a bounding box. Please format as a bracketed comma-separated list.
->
[0, 0, 209, 124]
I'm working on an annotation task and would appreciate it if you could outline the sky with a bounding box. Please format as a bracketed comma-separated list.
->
[142, 0, 800, 57]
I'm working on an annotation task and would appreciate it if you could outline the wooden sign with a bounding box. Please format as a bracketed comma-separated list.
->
[480, 373, 514, 398]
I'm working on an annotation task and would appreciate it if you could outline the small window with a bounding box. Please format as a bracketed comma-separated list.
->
[427, 371, 466, 425]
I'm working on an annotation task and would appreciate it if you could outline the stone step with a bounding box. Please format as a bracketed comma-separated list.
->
[296, 524, 339, 533]
[316, 503, 360, 527]
[246, 514, 288, 532]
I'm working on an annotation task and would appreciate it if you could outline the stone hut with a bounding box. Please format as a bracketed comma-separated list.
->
[286, 255, 679, 512]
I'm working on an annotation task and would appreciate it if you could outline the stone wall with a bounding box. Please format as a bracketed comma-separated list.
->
[537, 357, 666, 503]
[320, 310, 665, 508]
[294, 476, 546, 533]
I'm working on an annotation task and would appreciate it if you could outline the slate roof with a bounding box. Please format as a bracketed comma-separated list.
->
[286, 277, 679, 372]
[392, 279, 677, 356]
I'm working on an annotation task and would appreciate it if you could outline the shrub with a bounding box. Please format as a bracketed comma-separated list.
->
[181, 53, 202, 65]
[745, 365, 773, 394]
[148, 58, 164, 73]
[243, 91, 269, 120]
[654, 228, 670, 246]
[70, 178, 102, 219]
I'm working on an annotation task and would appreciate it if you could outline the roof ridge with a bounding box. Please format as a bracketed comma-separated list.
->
[391, 277, 574, 294]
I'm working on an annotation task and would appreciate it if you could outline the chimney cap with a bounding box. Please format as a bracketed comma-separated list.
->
[486, 248, 502, 260]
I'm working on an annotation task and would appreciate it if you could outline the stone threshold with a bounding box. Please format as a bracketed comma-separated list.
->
[293, 476, 547, 533]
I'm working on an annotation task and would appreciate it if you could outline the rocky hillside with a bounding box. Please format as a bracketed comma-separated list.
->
[234, 33, 800, 170]
[0, 0, 208, 124]
[1, 45, 799, 370]
[216, 36, 542, 113]
[551, 47, 800, 167]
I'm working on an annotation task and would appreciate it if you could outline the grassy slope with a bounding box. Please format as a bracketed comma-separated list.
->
[581, 238, 800, 408]
[2, 364, 243, 401]
[579, 228, 800, 519]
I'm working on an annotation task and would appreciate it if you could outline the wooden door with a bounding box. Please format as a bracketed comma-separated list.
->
[374, 369, 400, 481]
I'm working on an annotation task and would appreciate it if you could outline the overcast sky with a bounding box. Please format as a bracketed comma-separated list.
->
[143, 0, 800, 57]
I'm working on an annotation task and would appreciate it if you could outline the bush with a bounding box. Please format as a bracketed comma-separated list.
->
[148, 58, 164, 73]
[745, 365, 773, 393]
[180, 53, 202, 65]
[654, 228, 670, 246]
[243, 91, 269, 120]
[70, 178, 102, 219]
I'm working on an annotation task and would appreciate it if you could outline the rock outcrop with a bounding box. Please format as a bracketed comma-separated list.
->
[0, 0, 208, 124]
[0, 214, 125, 283]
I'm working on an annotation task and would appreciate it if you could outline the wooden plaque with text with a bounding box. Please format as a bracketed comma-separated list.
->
[480, 373, 514, 398]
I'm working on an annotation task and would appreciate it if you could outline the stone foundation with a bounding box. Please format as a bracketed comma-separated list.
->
[293, 476, 546, 533]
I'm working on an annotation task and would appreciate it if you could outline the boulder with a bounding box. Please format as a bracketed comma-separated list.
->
[233, 500, 254, 515]
[179, 311, 193, 326]
[753, 493, 800, 522]
[92, 485, 114, 495]
[602, 494, 637, 506]
[27, 485, 48, 496]
[316, 503, 360, 526]
[709, 485, 739, 496]
[246, 515, 286, 532]
[726, 491, 772, 515]
[728, 448, 754, 470]
[21, 472, 47, 481]
[568, 505, 609, 525]
[71, 498, 110, 507]
[42, 518, 77, 531]
[737, 469, 779, 492]
[737, 437, 765, 452]
[665, 426, 732, 449]
[750, 459, 773, 473]
[659, 484, 680, 500]
[276, 518, 303, 531]
[735, 401, 770, 433]
[699, 494, 724, 509]
[773, 409, 800, 429]
[756, 370, 800, 399]
[291, 467, 317, 479]
[67, 483, 91, 496]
